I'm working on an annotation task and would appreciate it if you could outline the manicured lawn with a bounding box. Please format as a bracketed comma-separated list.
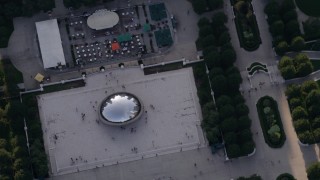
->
[311, 59, 320, 71]
[296, 0, 320, 17]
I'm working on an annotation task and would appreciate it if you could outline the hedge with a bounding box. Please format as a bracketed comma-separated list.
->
[256, 96, 286, 148]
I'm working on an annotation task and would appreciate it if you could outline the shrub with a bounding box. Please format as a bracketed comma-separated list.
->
[291, 36, 305, 52]
[292, 106, 308, 120]
[298, 131, 314, 144]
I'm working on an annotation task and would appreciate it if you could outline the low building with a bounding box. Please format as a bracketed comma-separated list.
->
[36, 19, 66, 69]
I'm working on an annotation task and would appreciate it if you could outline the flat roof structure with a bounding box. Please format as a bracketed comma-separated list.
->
[36, 19, 66, 69]
[87, 9, 119, 30]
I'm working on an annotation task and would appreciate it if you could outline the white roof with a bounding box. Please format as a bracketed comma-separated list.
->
[36, 19, 66, 69]
[87, 9, 119, 30]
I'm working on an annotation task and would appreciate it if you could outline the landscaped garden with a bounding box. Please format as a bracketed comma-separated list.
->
[286, 80, 320, 144]
[256, 96, 286, 148]
[195, 11, 255, 159]
[231, 0, 261, 51]
[278, 53, 313, 80]
[264, 0, 304, 55]
[295, 0, 320, 17]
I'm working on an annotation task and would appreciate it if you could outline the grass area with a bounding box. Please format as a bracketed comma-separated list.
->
[296, 0, 320, 17]
[144, 62, 183, 75]
[256, 96, 286, 148]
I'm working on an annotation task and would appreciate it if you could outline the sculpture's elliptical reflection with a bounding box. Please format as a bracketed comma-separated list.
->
[99, 92, 143, 126]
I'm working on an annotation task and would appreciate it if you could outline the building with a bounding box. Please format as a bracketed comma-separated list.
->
[36, 19, 66, 69]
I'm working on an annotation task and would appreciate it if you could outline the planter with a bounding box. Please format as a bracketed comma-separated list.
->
[256, 96, 286, 148]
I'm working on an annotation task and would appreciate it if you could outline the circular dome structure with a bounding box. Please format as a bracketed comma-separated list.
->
[99, 93, 143, 126]
[87, 9, 119, 30]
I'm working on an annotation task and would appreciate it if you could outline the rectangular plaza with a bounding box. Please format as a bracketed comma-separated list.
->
[37, 67, 205, 176]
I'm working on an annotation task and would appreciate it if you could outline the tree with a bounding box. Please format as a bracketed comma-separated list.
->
[313, 128, 320, 142]
[220, 48, 236, 68]
[295, 61, 313, 77]
[211, 74, 228, 94]
[206, 127, 220, 144]
[293, 119, 310, 133]
[211, 12, 227, 27]
[220, 117, 237, 132]
[192, 0, 207, 14]
[298, 131, 314, 144]
[291, 36, 305, 52]
[241, 141, 254, 155]
[270, 20, 284, 37]
[285, 84, 301, 98]
[292, 106, 308, 120]
[285, 20, 300, 39]
[303, 19, 320, 40]
[278, 56, 293, 69]
[201, 34, 215, 47]
[14, 169, 33, 180]
[280, 0, 295, 12]
[289, 98, 302, 109]
[282, 9, 297, 23]
[275, 41, 289, 55]
[218, 103, 235, 119]
[216, 95, 232, 109]
[238, 116, 252, 130]
[218, 31, 231, 46]
[307, 162, 320, 180]
[199, 25, 213, 38]
[227, 72, 242, 91]
[235, 103, 249, 116]
[205, 51, 221, 68]
[264, 1, 279, 16]
[239, 128, 252, 143]
[226, 144, 241, 158]
[30, 139, 48, 178]
[197, 17, 210, 28]
[301, 80, 319, 96]
[279, 65, 296, 79]
[305, 89, 320, 108]
[207, 0, 223, 10]
[224, 132, 237, 144]
[0, 148, 11, 167]
[312, 117, 320, 129]
[13, 158, 28, 171]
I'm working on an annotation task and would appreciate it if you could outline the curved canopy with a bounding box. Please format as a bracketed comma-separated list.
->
[87, 9, 119, 30]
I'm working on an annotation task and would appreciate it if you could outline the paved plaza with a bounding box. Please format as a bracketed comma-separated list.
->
[37, 67, 205, 176]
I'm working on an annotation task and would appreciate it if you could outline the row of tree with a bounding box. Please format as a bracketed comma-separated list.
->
[0, 0, 55, 47]
[195, 12, 255, 159]
[191, 0, 223, 14]
[286, 80, 320, 144]
[63, 0, 113, 9]
[0, 59, 33, 179]
[264, 0, 305, 55]
[278, 53, 313, 80]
